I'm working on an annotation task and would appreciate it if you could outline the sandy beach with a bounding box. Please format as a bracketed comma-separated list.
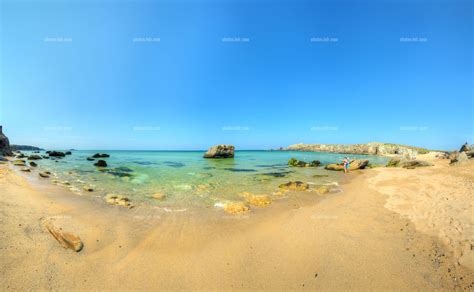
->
[1, 156, 473, 290]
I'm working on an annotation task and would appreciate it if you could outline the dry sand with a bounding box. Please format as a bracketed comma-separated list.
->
[1, 158, 473, 290]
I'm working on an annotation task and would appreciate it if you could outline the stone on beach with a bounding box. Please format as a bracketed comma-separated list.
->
[151, 192, 166, 200]
[12, 160, 26, 166]
[29, 161, 38, 167]
[20, 167, 31, 172]
[105, 193, 133, 208]
[203, 144, 235, 158]
[313, 185, 331, 194]
[223, 202, 250, 214]
[279, 181, 309, 191]
[42, 219, 83, 252]
[449, 152, 469, 165]
[325, 159, 369, 171]
[246, 194, 272, 207]
[94, 160, 107, 167]
[386, 157, 433, 168]
[39, 172, 50, 178]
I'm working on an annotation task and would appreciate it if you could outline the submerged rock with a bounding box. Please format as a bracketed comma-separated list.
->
[42, 219, 83, 252]
[203, 144, 235, 158]
[20, 167, 31, 172]
[288, 158, 321, 167]
[29, 161, 38, 167]
[223, 202, 249, 214]
[325, 159, 369, 171]
[313, 185, 331, 194]
[151, 192, 166, 200]
[82, 186, 94, 192]
[94, 160, 107, 167]
[86, 157, 95, 161]
[279, 181, 309, 191]
[105, 193, 133, 208]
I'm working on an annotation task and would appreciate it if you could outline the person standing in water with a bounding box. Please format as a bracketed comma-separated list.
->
[343, 157, 351, 173]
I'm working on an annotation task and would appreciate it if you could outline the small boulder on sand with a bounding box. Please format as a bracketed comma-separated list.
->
[30, 161, 38, 167]
[105, 193, 133, 208]
[450, 151, 469, 165]
[39, 172, 50, 178]
[20, 167, 31, 172]
[223, 202, 250, 214]
[151, 192, 166, 200]
[42, 219, 83, 252]
[245, 194, 272, 207]
[12, 159, 26, 166]
[279, 181, 309, 191]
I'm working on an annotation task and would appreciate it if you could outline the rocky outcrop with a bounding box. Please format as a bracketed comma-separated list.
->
[203, 145, 235, 158]
[223, 202, 249, 214]
[459, 143, 472, 153]
[325, 159, 369, 171]
[48, 151, 66, 157]
[288, 158, 320, 167]
[283, 142, 427, 157]
[450, 152, 469, 165]
[386, 157, 432, 168]
[42, 219, 83, 252]
[28, 154, 42, 160]
[0, 126, 13, 156]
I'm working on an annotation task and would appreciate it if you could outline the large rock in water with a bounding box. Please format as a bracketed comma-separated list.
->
[325, 159, 369, 171]
[0, 126, 13, 156]
[288, 158, 320, 167]
[203, 145, 235, 158]
[48, 151, 66, 157]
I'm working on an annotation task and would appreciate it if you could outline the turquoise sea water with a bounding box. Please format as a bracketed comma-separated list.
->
[20, 150, 388, 208]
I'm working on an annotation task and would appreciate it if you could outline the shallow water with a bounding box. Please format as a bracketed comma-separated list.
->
[21, 150, 388, 208]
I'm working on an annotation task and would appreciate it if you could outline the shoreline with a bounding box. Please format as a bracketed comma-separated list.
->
[1, 156, 473, 290]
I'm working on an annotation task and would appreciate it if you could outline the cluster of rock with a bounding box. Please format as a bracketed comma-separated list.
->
[386, 157, 432, 169]
[283, 142, 425, 158]
[449, 143, 473, 165]
[288, 158, 320, 167]
[203, 145, 234, 158]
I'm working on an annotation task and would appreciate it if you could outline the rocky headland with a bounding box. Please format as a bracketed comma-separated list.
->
[282, 142, 430, 158]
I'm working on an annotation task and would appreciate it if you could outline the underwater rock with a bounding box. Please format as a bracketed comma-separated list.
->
[82, 186, 94, 192]
[223, 202, 250, 214]
[313, 185, 331, 194]
[288, 158, 321, 167]
[151, 192, 166, 200]
[224, 168, 256, 172]
[325, 159, 369, 171]
[65, 151, 72, 155]
[105, 193, 133, 208]
[279, 181, 309, 191]
[94, 160, 107, 167]
[86, 157, 95, 161]
[30, 161, 38, 167]
[42, 219, 83, 252]
[203, 144, 235, 158]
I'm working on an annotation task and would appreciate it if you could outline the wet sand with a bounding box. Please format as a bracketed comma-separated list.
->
[1, 159, 473, 290]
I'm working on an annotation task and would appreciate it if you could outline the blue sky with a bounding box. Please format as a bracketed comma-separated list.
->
[1, 0, 472, 150]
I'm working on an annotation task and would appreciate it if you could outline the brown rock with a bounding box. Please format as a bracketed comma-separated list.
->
[203, 145, 235, 158]
[42, 220, 83, 252]
[325, 159, 369, 171]
[105, 193, 133, 208]
[223, 202, 250, 214]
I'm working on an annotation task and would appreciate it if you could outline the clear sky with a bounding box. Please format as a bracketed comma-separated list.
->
[1, 0, 472, 150]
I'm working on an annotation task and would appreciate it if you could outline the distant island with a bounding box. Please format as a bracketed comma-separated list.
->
[10, 145, 44, 151]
